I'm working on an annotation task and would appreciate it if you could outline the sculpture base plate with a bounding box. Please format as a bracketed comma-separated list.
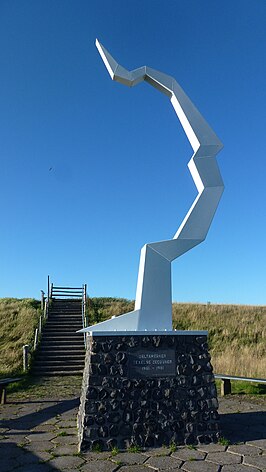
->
[78, 333, 220, 451]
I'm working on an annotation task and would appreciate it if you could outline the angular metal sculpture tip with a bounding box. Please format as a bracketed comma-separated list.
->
[95, 38, 118, 80]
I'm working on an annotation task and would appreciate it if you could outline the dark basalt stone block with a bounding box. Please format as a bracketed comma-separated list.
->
[78, 334, 220, 451]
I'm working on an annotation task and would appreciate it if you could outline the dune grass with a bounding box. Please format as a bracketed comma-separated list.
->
[88, 298, 266, 379]
[172, 303, 266, 378]
[0, 298, 40, 376]
[1, 297, 265, 383]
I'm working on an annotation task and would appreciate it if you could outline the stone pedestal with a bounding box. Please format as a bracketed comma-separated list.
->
[78, 332, 220, 451]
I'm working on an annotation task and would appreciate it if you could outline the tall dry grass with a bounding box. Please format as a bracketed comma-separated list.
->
[172, 303, 266, 378]
[1, 296, 265, 379]
[0, 298, 40, 375]
[88, 298, 265, 378]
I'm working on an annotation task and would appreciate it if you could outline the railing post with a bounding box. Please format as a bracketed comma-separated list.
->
[82, 284, 87, 348]
[39, 316, 42, 333]
[47, 275, 50, 304]
[44, 299, 48, 320]
[34, 328, 39, 350]
[221, 378, 231, 396]
[41, 290, 45, 310]
[23, 345, 29, 372]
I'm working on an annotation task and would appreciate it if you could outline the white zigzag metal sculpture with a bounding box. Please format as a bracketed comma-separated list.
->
[80, 39, 224, 334]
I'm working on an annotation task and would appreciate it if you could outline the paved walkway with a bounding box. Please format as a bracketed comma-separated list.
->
[0, 386, 265, 472]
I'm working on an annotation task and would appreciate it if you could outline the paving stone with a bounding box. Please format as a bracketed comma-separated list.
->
[32, 450, 53, 461]
[26, 432, 57, 442]
[181, 460, 220, 472]
[82, 451, 112, 461]
[143, 447, 171, 457]
[247, 439, 266, 450]
[119, 468, 147, 472]
[221, 465, 260, 472]
[31, 424, 57, 432]
[43, 419, 60, 425]
[16, 451, 46, 465]
[243, 454, 266, 469]
[112, 452, 147, 465]
[228, 444, 262, 456]
[55, 428, 77, 436]
[24, 440, 56, 452]
[0, 433, 29, 443]
[172, 448, 206, 461]
[198, 444, 227, 453]
[49, 455, 84, 469]
[12, 464, 54, 472]
[81, 460, 118, 471]
[0, 457, 19, 472]
[145, 455, 183, 469]
[1, 443, 26, 458]
[53, 444, 79, 455]
[0, 427, 9, 433]
[52, 435, 78, 445]
[57, 421, 77, 428]
[206, 451, 242, 465]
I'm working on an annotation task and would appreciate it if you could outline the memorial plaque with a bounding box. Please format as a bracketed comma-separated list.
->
[128, 349, 176, 378]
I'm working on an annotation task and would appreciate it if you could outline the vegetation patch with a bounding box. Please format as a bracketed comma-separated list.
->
[0, 298, 40, 376]
[1, 296, 265, 385]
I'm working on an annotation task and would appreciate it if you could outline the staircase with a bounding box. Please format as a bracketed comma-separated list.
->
[32, 285, 86, 376]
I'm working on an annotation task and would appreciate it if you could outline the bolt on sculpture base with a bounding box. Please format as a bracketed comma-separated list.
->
[79, 40, 224, 334]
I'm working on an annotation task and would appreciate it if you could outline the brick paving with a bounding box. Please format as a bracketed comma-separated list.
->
[0, 387, 265, 472]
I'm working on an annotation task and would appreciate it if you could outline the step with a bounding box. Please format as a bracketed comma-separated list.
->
[41, 340, 84, 347]
[31, 370, 83, 376]
[46, 322, 83, 326]
[32, 364, 84, 372]
[47, 313, 82, 317]
[39, 346, 85, 352]
[44, 322, 82, 325]
[34, 359, 84, 366]
[41, 332, 82, 337]
[47, 317, 82, 321]
[36, 354, 85, 361]
[48, 310, 82, 314]
[44, 326, 83, 330]
[44, 320, 82, 325]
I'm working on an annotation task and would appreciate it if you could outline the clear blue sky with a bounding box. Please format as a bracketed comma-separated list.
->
[0, 0, 265, 305]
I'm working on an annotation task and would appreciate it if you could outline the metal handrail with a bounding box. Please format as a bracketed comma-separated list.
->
[81, 284, 87, 348]
[50, 280, 87, 348]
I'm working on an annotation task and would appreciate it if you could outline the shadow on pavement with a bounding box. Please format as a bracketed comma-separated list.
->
[0, 397, 79, 432]
[0, 442, 60, 472]
[220, 410, 266, 442]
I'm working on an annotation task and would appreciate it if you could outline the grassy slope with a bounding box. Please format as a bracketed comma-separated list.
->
[0, 298, 40, 376]
[88, 298, 266, 378]
[172, 303, 265, 378]
[1, 297, 265, 381]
